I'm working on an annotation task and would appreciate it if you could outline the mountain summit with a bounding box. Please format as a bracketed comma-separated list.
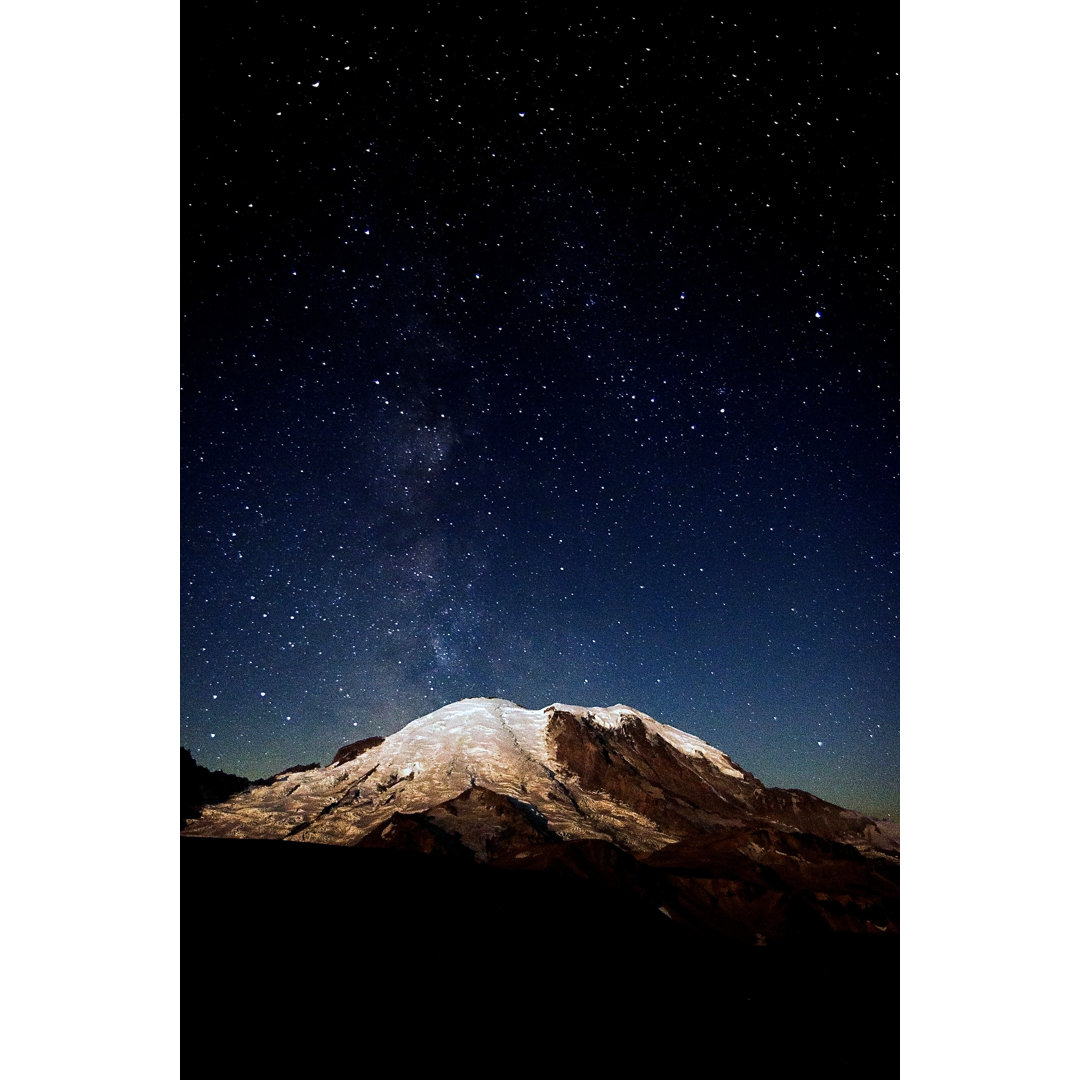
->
[182, 697, 896, 860]
[183, 698, 897, 947]
[184, 697, 898, 1068]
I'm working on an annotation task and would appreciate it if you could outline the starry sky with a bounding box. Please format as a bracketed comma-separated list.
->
[182, 6, 898, 818]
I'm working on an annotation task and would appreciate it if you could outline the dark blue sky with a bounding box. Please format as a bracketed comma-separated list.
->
[183, 6, 898, 817]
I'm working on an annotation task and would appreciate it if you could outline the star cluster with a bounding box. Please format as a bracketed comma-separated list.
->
[183, 8, 897, 817]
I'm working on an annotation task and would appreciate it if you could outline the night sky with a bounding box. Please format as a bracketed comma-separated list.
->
[182, 6, 898, 818]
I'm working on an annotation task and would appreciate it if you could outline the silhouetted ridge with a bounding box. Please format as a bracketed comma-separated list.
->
[181, 748, 254, 828]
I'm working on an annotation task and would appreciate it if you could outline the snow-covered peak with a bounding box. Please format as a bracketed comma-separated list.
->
[404, 697, 526, 729]
[386, 698, 550, 766]
[385, 698, 746, 779]
[184, 696, 750, 847]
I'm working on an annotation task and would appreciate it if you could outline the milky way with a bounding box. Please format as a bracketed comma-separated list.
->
[183, 8, 897, 817]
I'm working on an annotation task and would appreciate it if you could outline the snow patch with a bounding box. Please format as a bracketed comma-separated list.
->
[548, 703, 640, 729]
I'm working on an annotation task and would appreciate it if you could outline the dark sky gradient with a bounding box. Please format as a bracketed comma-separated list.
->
[183, 6, 898, 817]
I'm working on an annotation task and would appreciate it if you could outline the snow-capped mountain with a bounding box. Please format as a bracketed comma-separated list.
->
[183, 698, 897, 945]
[182, 697, 896, 858]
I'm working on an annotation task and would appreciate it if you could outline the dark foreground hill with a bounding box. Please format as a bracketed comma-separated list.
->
[184, 836, 897, 1071]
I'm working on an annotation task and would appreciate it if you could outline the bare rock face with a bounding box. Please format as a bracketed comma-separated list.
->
[182, 697, 898, 943]
[330, 735, 385, 767]
[269, 761, 321, 780]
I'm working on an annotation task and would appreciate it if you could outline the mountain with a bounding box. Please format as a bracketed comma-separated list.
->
[183, 698, 897, 940]
[184, 699, 897, 1069]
